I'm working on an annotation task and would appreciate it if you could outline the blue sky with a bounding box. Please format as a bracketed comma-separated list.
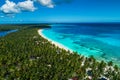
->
[0, 0, 120, 23]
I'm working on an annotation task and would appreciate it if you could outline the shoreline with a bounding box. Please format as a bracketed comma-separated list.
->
[38, 29, 120, 67]
[38, 29, 73, 52]
[37, 29, 120, 66]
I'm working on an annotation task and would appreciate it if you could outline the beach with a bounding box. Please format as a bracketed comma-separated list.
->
[38, 29, 73, 52]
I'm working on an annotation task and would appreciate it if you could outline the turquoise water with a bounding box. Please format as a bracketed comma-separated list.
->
[0, 30, 18, 37]
[42, 23, 120, 65]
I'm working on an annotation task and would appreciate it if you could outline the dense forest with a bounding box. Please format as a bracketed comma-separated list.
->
[0, 24, 120, 80]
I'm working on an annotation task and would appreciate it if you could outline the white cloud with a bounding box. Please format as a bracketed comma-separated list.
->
[37, 0, 54, 8]
[0, 0, 20, 14]
[17, 0, 36, 12]
[0, 0, 54, 15]
[0, 0, 36, 14]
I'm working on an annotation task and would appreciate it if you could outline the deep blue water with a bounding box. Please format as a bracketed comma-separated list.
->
[42, 23, 120, 65]
[0, 30, 18, 37]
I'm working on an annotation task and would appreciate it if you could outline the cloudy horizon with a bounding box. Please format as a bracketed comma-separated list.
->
[0, 0, 120, 23]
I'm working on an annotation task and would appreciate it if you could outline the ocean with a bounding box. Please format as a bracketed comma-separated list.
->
[42, 23, 120, 66]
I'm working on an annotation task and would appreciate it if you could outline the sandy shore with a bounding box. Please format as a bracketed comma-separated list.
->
[38, 29, 73, 52]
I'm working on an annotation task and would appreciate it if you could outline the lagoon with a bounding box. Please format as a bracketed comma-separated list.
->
[0, 30, 18, 37]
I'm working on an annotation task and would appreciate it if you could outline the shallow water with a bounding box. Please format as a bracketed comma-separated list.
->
[42, 23, 120, 65]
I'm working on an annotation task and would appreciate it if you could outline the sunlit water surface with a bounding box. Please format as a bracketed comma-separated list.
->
[42, 23, 120, 65]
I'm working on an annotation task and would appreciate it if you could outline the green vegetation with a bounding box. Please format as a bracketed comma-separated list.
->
[0, 25, 20, 31]
[0, 24, 50, 31]
[0, 25, 120, 80]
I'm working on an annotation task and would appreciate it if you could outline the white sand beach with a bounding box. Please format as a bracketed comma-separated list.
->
[38, 29, 73, 52]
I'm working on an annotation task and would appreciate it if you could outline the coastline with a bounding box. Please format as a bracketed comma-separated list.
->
[38, 29, 73, 52]
[38, 29, 120, 67]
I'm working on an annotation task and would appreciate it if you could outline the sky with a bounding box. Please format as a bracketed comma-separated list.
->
[0, 0, 120, 23]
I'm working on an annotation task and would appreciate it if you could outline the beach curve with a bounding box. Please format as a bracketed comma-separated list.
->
[38, 29, 73, 52]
